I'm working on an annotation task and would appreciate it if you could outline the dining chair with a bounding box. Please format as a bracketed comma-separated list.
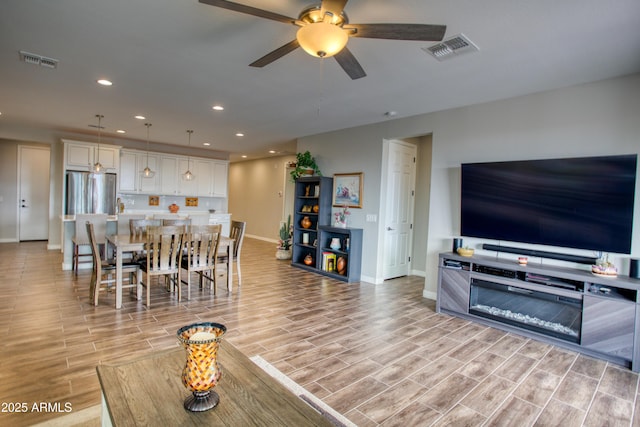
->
[217, 220, 246, 286]
[73, 213, 108, 275]
[137, 225, 185, 307]
[129, 219, 161, 261]
[180, 224, 222, 299]
[162, 218, 192, 226]
[129, 219, 162, 238]
[86, 221, 139, 306]
[117, 214, 144, 234]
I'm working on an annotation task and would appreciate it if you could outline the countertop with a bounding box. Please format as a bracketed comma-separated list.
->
[61, 212, 230, 221]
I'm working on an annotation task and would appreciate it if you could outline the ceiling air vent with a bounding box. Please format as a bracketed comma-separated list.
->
[19, 51, 59, 69]
[422, 34, 478, 61]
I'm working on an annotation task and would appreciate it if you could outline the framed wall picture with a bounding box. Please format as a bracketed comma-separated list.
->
[333, 172, 363, 208]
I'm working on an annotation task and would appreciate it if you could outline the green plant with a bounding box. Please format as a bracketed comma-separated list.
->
[278, 215, 292, 250]
[290, 151, 321, 181]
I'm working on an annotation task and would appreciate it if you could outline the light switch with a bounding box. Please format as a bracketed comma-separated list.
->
[366, 214, 377, 222]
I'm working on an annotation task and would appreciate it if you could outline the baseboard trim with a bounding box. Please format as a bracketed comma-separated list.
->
[245, 234, 278, 244]
[0, 238, 18, 243]
[423, 289, 437, 301]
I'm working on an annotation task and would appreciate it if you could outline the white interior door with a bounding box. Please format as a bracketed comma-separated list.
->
[19, 146, 50, 241]
[382, 140, 416, 280]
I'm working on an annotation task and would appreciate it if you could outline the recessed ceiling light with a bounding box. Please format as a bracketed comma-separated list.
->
[212, 105, 224, 111]
[269, 150, 276, 154]
[241, 155, 247, 158]
[203, 142, 210, 146]
[134, 115, 146, 120]
[235, 133, 244, 137]
[116, 129, 126, 134]
[97, 79, 113, 86]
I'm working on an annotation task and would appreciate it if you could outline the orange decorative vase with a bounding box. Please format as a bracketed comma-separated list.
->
[177, 322, 226, 412]
[300, 216, 312, 229]
[337, 256, 347, 275]
[169, 203, 180, 213]
[303, 253, 313, 265]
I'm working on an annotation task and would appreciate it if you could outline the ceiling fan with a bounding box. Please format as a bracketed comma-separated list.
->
[199, 0, 446, 80]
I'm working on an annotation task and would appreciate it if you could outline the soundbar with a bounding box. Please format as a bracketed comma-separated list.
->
[482, 244, 598, 265]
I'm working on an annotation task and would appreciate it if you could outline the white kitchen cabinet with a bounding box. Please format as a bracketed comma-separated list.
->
[196, 159, 214, 197]
[141, 153, 228, 198]
[160, 155, 179, 195]
[64, 140, 119, 173]
[212, 161, 228, 197]
[119, 150, 137, 192]
[138, 154, 160, 193]
[119, 149, 159, 194]
[178, 158, 198, 195]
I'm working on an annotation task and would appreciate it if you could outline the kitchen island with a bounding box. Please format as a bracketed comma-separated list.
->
[60, 212, 231, 271]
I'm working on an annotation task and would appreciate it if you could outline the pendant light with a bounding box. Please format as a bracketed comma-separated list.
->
[92, 114, 104, 174]
[183, 130, 195, 181]
[142, 123, 155, 178]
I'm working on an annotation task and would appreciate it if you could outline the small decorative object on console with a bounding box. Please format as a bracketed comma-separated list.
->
[457, 247, 474, 257]
[592, 254, 618, 278]
[169, 203, 180, 213]
[518, 257, 528, 265]
[591, 259, 618, 278]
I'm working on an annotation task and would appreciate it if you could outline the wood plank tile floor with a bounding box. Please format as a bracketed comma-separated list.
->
[1, 239, 638, 426]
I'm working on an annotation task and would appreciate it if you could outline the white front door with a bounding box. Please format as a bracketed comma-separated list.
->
[382, 140, 416, 280]
[19, 145, 51, 241]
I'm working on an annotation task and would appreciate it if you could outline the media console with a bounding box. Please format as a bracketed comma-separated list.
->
[437, 252, 640, 371]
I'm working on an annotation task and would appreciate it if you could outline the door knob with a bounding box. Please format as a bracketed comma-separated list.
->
[387, 226, 394, 231]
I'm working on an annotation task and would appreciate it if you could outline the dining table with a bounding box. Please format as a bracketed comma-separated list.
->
[106, 233, 234, 309]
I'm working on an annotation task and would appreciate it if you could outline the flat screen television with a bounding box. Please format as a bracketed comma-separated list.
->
[461, 154, 637, 254]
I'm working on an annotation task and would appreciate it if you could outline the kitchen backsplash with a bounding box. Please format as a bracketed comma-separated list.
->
[117, 194, 227, 214]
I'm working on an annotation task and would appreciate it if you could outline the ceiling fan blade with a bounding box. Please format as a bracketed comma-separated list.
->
[249, 40, 300, 68]
[199, 0, 297, 25]
[321, 0, 348, 17]
[345, 23, 446, 41]
[334, 47, 366, 80]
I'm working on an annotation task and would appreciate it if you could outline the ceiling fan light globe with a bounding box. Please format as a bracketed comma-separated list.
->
[296, 22, 348, 58]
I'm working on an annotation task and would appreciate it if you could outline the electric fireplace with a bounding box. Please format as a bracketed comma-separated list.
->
[469, 278, 583, 343]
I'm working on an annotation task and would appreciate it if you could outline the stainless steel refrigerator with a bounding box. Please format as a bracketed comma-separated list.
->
[65, 171, 117, 215]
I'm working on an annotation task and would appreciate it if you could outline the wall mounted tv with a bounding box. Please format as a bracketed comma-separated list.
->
[461, 154, 637, 254]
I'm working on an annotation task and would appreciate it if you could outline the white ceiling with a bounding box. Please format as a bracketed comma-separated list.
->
[1, 0, 639, 161]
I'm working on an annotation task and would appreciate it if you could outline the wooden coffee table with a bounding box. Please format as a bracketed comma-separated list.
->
[97, 340, 334, 426]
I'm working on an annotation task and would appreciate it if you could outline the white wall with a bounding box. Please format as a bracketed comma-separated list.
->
[299, 73, 640, 294]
